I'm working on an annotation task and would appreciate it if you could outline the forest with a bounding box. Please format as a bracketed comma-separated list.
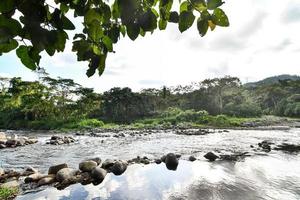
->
[0, 74, 299, 130]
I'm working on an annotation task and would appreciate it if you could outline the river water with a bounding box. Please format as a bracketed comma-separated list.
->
[1, 128, 300, 200]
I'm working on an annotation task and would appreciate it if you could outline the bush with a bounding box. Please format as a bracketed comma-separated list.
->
[223, 102, 262, 117]
[0, 187, 19, 200]
[77, 119, 105, 128]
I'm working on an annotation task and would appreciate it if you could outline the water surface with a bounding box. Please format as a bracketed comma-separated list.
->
[1, 129, 299, 200]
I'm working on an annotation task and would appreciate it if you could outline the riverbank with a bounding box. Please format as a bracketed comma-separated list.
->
[1, 115, 299, 133]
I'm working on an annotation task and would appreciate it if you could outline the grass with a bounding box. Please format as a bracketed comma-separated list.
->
[0, 187, 19, 200]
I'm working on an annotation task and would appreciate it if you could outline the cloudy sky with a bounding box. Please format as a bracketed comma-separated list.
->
[0, 0, 299, 92]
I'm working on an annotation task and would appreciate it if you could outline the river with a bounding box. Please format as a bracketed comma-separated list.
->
[1, 128, 300, 200]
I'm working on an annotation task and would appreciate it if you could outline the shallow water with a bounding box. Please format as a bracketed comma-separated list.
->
[1, 128, 300, 200]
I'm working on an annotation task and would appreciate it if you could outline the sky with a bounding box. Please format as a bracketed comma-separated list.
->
[0, 0, 300, 92]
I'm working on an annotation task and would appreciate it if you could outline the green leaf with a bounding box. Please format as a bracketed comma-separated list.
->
[159, 0, 173, 11]
[98, 54, 107, 76]
[207, 0, 224, 10]
[87, 54, 107, 77]
[108, 25, 120, 43]
[84, 8, 102, 25]
[88, 20, 103, 41]
[72, 40, 93, 61]
[16, 46, 38, 70]
[101, 3, 111, 23]
[168, 11, 179, 23]
[73, 33, 86, 40]
[211, 8, 229, 27]
[180, 1, 191, 13]
[60, 3, 69, 13]
[126, 22, 140, 41]
[0, 15, 22, 37]
[61, 15, 75, 30]
[190, 0, 207, 12]
[159, 19, 167, 30]
[0, 0, 15, 13]
[102, 35, 113, 52]
[55, 31, 68, 52]
[118, 0, 139, 25]
[112, 1, 120, 19]
[138, 9, 157, 32]
[120, 25, 126, 37]
[0, 39, 18, 53]
[179, 11, 195, 32]
[197, 18, 208, 37]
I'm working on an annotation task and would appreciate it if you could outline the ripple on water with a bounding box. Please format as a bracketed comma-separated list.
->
[1, 128, 300, 199]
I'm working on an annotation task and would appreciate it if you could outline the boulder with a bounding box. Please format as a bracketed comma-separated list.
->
[24, 173, 45, 183]
[0, 180, 19, 188]
[165, 153, 179, 170]
[79, 160, 98, 172]
[102, 159, 115, 170]
[204, 152, 219, 161]
[56, 168, 78, 182]
[89, 157, 101, 165]
[0, 144, 6, 149]
[48, 163, 68, 175]
[110, 160, 128, 176]
[91, 167, 107, 185]
[79, 172, 93, 185]
[189, 156, 197, 162]
[37, 175, 56, 186]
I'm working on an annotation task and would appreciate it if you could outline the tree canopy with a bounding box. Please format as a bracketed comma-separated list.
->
[0, 0, 229, 77]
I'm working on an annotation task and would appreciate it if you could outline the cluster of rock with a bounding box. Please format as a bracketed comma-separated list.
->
[250, 140, 300, 154]
[88, 129, 158, 138]
[0, 132, 38, 149]
[203, 151, 251, 162]
[46, 136, 76, 145]
[0, 166, 38, 192]
[175, 129, 230, 136]
[274, 143, 300, 153]
[175, 129, 214, 136]
[12, 158, 129, 190]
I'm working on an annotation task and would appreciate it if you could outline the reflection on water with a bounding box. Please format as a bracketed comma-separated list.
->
[1, 128, 300, 199]
[17, 155, 300, 200]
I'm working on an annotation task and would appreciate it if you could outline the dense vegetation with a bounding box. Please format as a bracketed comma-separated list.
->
[0, 74, 299, 130]
[0, 0, 228, 76]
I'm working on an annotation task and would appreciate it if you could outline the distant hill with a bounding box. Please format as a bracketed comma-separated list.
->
[244, 74, 300, 88]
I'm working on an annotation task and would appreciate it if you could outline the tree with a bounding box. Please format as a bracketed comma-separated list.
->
[0, 0, 229, 77]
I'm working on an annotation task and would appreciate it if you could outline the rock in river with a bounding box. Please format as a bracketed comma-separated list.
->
[91, 167, 107, 185]
[204, 152, 219, 161]
[37, 175, 56, 187]
[79, 160, 98, 172]
[165, 153, 179, 170]
[56, 168, 79, 182]
[48, 163, 68, 175]
[189, 155, 197, 162]
[110, 160, 128, 176]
